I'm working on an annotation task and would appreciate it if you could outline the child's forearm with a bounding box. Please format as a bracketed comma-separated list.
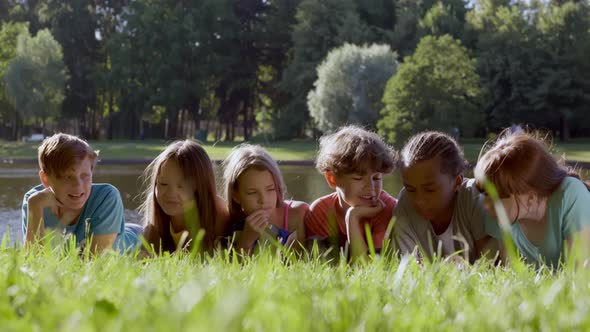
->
[26, 205, 45, 243]
[345, 210, 368, 261]
[235, 230, 260, 254]
[348, 221, 368, 260]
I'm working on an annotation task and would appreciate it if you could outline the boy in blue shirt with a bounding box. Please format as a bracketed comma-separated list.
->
[21, 133, 142, 253]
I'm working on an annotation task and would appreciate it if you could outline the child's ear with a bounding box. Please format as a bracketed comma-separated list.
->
[39, 170, 50, 188]
[231, 191, 241, 205]
[454, 174, 463, 192]
[324, 171, 338, 190]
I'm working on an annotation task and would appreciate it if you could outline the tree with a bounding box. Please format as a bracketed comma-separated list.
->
[529, 1, 590, 140]
[378, 35, 481, 146]
[391, 0, 468, 58]
[278, 0, 368, 138]
[308, 43, 398, 132]
[36, 0, 102, 137]
[0, 22, 28, 139]
[109, 0, 236, 139]
[418, 1, 467, 39]
[466, 0, 538, 130]
[4, 28, 66, 137]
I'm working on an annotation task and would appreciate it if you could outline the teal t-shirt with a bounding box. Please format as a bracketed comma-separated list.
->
[485, 177, 590, 267]
[22, 183, 137, 252]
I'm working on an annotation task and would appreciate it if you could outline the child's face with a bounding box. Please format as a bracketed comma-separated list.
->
[330, 170, 383, 209]
[155, 159, 195, 219]
[42, 157, 93, 211]
[233, 168, 278, 216]
[401, 157, 460, 222]
[482, 193, 522, 224]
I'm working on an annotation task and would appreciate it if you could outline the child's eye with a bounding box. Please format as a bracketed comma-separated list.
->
[425, 188, 437, 193]
[158, 182, 168, 186]
[352, 177, 363, 181]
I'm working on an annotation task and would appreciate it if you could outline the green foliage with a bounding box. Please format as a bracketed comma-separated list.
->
[467, 0, 590, 139]
[108, 0, 235, 138]
[0, 21, 28, 124]
[1, 0, 589, 141]
[378, 34, 482, 146]
[419, 1, 467, 39]
[278, 0, 369, 138]
[3, 28, 65, 132]
[308, 43, 398, 132]
[391, 0, 468, 57]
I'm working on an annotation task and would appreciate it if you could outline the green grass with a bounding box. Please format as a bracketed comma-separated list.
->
[2, 242, 590, 331]
[1, 139, 589, 163]
[463, 140, 590, 164]
[0, 140, 319, 162]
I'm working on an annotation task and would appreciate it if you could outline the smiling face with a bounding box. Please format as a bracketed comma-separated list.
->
[327, 169, 383, 210]
[401, 156, 461, 223]
[232, 168, 278, 216]
[42, 156, 94, 211]
[155, 159, 196, 220]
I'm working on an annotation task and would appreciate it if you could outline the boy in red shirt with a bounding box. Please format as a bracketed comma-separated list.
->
[305, 126, 397, 260]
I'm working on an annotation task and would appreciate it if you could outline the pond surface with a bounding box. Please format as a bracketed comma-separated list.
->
[0, 163, 404, 244]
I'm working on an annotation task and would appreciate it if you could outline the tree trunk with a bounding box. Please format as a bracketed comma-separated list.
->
[107, 91, 114, 140]
[559, 110, 570, 142]
[12, 109, 20, 141]
[167, 108, 179, 139]
[243, 102, 250, 141]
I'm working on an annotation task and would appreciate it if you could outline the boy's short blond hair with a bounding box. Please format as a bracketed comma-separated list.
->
[38, 133, 99, 177]
[316, 125, 397, 175]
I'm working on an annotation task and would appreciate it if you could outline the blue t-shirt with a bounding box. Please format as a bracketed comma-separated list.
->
[22, 183, 136, 252]
[485, 177, 590, 267]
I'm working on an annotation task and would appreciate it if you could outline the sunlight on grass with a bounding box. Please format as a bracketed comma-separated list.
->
[1, 238, 590, 330]
[2, 139, 588, 163]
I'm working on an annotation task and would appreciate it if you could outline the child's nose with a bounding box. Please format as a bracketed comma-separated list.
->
[365, 179, 376, 193]
[71, 176, 83, 187]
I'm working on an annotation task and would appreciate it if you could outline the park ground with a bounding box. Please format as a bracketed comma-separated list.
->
[1, 138, 590, 163]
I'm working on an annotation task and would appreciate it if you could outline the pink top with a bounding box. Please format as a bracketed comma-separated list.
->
[283, 200, 293, 230]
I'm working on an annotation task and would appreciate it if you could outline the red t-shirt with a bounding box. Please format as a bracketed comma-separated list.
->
[304, 191, 397, 249]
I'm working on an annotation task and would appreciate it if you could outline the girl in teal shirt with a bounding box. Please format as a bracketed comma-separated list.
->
[475, 132, 590, 267]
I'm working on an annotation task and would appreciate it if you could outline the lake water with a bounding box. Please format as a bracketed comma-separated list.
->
[0, 163, 404, 244]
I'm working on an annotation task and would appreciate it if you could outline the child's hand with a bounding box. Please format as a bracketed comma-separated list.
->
[243, 209, 271, 236]
[236, 209, 271, 253]
[28, 187, 63, 216]
[346, 199, 385, 224]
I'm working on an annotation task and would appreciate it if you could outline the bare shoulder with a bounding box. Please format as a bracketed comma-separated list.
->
[215, 195, 230, 235]
[288, 200, 309, 219]
[215, 195, 228, 212]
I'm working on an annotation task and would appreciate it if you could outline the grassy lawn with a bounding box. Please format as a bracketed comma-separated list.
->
[1, 139, 589, 163]
[1, 244, 589, 331]
[0, 140, 319, 162]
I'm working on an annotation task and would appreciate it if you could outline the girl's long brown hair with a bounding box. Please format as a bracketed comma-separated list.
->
[140, 140, 218, 253]
[474, 131, 590, 199]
